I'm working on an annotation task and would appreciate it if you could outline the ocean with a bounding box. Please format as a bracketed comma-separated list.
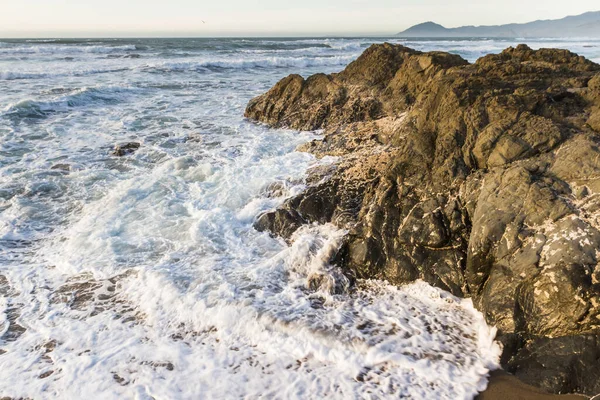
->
[0, 37, 598, 399]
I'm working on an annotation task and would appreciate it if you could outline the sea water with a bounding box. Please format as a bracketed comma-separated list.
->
[0, 37, 598, 399]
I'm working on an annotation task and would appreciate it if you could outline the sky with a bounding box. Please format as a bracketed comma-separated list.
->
[0, 0, 599, 37]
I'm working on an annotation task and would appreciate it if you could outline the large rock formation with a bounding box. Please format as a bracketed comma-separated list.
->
[245, 43, 600, 395]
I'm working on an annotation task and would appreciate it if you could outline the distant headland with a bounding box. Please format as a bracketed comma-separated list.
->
[397, 11, 600, 37]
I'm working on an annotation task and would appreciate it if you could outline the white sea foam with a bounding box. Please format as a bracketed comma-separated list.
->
[0, 55, 353, 82]
[144, 55, 357, 72]
[0, 112, 500, 398]
[1, 86, 139, 119]
[0, 71, 55, 80]
[1, 221, 500, 399]
[0, 67, 132, 81]
[0, 297, 7, 339]
[4, 36, 597, 399]
[0, 44, 137, 55]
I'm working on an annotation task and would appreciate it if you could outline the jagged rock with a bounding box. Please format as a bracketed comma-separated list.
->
[111, 142, 140, 156]
[246, 43, 600, 395]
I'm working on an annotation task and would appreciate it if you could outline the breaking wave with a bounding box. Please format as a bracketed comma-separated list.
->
[0, 67, 131, 81]
[1, 86, 139, 119]
[143, 55, 356, 72]
[0, 44, 137, 55]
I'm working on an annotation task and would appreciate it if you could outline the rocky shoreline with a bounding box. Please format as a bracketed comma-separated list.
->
[245, 43, 600, 396]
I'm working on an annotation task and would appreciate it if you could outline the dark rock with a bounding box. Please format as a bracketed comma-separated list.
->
[111, 142, 141, 157]
[506, 335, 600, 395]
[254, 207, 305, 240]
[246, 43, 600, 395]
[50, 163, 71, 172]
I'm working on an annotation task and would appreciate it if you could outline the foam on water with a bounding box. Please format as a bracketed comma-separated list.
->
[1, 36, 598, 399]
[1, 134, 500, 397]
[1, 86, 140, 119]
[0, 67, 133, 81]
[2, 221, 501, 398]
[0, 44, 137, 54]
[142, 55, 359, 72]
[0, 56, 357, 82]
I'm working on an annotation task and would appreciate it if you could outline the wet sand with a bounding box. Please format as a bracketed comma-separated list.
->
[477, 371, 594, 400]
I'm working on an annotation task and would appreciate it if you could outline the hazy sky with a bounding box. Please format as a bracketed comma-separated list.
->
[1, 0, 599, 37]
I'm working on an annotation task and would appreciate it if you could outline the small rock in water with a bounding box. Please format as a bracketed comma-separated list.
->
[50, 163, 71, 172]
[111, 142, 141, 157]
[183, 133, 203, 143]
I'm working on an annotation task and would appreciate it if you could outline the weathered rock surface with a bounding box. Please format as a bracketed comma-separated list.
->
[246, 43, 600, 395]
[112, 142, 140, 156]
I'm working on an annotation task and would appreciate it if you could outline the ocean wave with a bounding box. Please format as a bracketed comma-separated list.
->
[255, 39, 368, 51]
[0, 44, 137, 55]
[239, 43, 366, 56]
[0, 67, 131, 81]
[329, 42, 367, 51]
[229, 41, 333, 51]
[0, 55, 355, 81]
[239, 46, 334, 54]
[0, 71, 54, 80]
[1, 86, 139, 119]
[144, 55, 356, 72]
[23, 39, 110, 44]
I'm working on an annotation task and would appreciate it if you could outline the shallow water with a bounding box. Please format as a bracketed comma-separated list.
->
[0, 36, 597, 399]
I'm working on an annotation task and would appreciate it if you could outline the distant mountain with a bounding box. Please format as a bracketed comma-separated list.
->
[397, 11, 600, 38]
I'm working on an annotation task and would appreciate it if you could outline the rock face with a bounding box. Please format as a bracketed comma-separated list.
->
[246, 43, 600, 395]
